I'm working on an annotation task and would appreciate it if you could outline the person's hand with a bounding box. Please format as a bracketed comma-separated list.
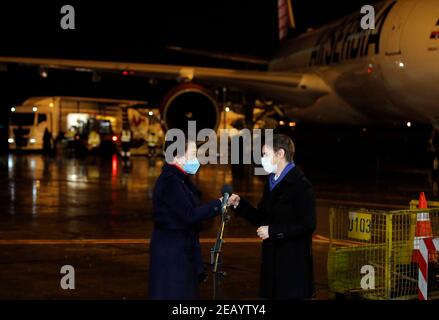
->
[257, 226, 269, 240]
[228, 194, 240, 208]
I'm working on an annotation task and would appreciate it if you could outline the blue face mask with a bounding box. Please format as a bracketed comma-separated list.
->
[183, 158, 200, 175]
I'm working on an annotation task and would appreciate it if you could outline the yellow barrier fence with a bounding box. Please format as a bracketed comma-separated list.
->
[328, 207, 439, 299]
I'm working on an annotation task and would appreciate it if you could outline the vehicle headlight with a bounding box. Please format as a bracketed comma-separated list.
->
[8, 138, 14, 144]
[30, 138, 36, 144]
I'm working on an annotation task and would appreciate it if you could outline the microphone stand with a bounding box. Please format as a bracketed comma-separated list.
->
[210, 194, 230, 300]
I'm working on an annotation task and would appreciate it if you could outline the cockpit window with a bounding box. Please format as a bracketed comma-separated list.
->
[10, 113, 35, 126]
[38, 114, 47, 124]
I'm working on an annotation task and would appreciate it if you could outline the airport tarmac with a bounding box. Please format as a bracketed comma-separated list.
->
[0, 153, 435, 299]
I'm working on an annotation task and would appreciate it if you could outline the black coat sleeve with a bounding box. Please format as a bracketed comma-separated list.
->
[234, 197, 265, 227]
[268, 181, 316, 240]
[160, 180, 222, 226]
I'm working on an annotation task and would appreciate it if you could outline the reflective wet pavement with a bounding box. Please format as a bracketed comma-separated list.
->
[0, 154, 437, 299]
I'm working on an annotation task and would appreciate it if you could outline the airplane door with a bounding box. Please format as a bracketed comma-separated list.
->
[385, 0, 419, 56]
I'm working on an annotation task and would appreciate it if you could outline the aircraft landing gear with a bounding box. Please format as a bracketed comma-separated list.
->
[433, 155, 439, 177]
[429, 121, 439, 179]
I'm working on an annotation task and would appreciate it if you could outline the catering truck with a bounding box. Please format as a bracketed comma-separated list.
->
[8, 96, 160, 153]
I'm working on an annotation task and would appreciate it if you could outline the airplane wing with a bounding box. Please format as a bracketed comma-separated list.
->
[166, 46, 268, 65]
[0, 56, 330, 108]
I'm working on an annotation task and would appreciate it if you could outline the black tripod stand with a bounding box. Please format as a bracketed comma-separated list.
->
[210, 187, 232, 300]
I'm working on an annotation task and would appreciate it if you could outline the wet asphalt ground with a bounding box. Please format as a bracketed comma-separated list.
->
[0, 153, 436, 299]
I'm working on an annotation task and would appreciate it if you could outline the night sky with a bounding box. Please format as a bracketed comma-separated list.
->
[0, 0, 378, 60]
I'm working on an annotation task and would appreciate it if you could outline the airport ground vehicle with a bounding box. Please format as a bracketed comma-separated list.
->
[8, 96, 160, 154]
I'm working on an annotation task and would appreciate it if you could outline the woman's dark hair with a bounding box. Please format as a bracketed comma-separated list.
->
[264, 133, 295, 162]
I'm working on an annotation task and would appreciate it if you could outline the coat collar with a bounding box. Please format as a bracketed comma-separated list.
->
[162, 163, 202, 198]
[267, 165, 302, 198]
[163, 163, 188, 181]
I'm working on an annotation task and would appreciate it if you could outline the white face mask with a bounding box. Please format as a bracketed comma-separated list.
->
[261, 155, 278, 174]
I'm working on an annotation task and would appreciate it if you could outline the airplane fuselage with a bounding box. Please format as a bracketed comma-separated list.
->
[269, 0, 439, 126]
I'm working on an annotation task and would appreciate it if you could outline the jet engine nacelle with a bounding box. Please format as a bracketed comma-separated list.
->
[161, 83, 220, 132]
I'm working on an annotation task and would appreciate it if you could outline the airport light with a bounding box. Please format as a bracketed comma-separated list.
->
[39, 68, 48, 78]
[32, 106, 38, 112]
[112, 135, 118, 142]
[225, 107, 230, 112]
[92, 72, 101, 83]
[407, 121, 411, 127]
[148, 111, 154, 116]
[8, 138, 14, 144]
[122, 70, 129, 76]
[10, 107, 15, 112]
[279, 120, 285, 126]
[399, 62, 405, 68]
[289, 121, 296, 127]
[29, 138, 36, 144]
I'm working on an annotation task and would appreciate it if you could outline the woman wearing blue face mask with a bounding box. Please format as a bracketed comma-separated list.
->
[149, 137, 222, 300]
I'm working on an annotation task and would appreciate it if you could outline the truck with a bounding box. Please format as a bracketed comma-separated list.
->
[8, 96, 162, 154]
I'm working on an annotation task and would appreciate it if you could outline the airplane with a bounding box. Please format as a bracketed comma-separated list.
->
[0, 0, 439, 162]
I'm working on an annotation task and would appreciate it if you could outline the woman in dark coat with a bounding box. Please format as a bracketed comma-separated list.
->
[229, 134, 316, 299]
[148, 139, 222, 300]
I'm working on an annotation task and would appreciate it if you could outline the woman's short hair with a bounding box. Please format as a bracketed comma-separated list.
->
[163, 131, 195, 158]
[265, 133, 295, 162]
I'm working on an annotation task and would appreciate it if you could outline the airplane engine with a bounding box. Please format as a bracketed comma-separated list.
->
[161, 83, 220, 132]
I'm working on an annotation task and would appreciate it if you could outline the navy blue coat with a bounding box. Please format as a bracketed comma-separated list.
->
[148, 164, 221, 300]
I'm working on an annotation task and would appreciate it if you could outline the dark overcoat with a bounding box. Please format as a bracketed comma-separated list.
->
[148, 164, 221, 300]
[235, 166, 316, 299]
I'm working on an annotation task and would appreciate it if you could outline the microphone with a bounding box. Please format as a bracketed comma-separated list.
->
[220, 184, 233, 212]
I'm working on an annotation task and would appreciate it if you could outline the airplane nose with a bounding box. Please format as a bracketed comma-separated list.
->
[396, 0, 439, 118]
[403, 4, 439, 80]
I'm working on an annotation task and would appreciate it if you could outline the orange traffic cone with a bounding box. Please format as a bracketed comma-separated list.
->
[413, 192, 435, 263]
